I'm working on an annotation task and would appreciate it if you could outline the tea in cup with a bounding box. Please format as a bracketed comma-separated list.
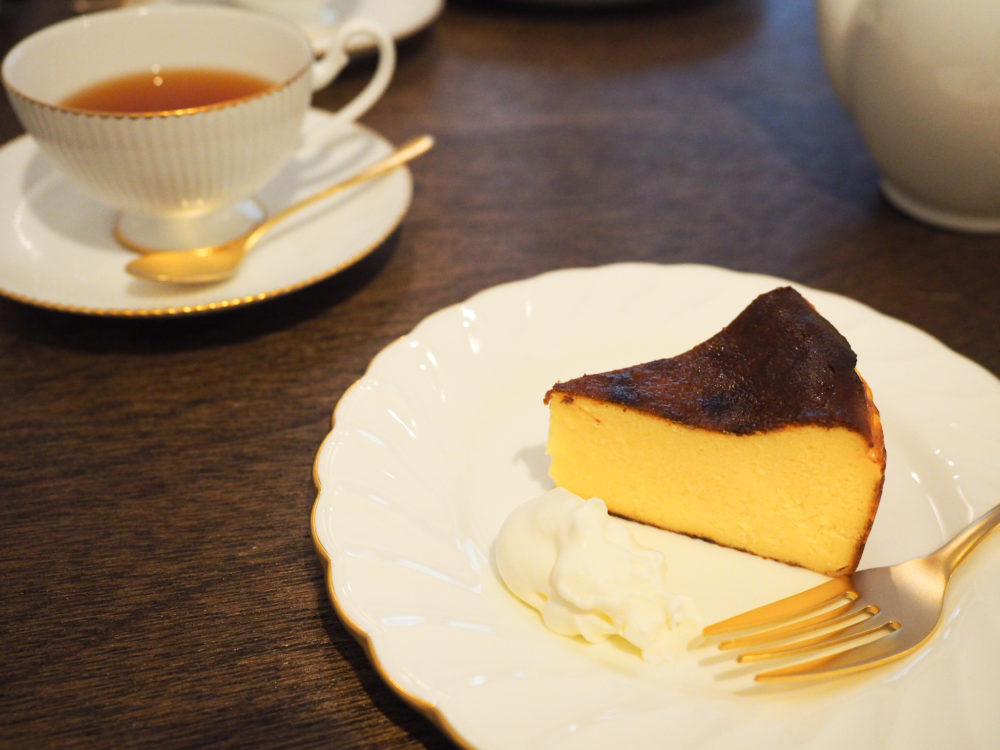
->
[1, 3, 395, 251]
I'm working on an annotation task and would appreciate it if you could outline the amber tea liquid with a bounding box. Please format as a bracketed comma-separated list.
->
[61, 67, 274, 113]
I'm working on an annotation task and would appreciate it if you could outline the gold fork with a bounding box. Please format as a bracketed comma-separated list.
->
[703, 502, 1000, 682]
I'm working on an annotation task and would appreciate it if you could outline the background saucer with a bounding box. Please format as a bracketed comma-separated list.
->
[340, 0, 445, 50]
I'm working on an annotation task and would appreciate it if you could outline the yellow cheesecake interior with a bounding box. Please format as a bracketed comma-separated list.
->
[547, 391, 884, 577]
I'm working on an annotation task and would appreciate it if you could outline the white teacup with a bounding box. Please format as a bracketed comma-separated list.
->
[1, 4, 395, 251]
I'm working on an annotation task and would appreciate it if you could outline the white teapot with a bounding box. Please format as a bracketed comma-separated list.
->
[817, 0, 1000, 232]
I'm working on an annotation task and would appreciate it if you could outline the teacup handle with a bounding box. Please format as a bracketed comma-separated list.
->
[310, 19, 396, 127]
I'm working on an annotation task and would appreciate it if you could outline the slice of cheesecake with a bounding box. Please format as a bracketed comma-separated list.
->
[544, 287, 885, 577]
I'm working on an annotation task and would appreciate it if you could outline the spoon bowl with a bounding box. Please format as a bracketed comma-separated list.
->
[126, 134, 434, 284]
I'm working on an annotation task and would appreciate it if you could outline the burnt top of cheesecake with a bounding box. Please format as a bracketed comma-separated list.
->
[545, 287, 877, 441]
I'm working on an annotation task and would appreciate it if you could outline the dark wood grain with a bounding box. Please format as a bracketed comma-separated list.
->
[2, 1, 998, 748]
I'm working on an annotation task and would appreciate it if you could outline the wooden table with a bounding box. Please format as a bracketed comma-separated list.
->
[2, 1, 997, 747]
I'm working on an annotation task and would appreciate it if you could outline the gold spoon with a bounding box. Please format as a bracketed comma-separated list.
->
[126, 134, 434, 284]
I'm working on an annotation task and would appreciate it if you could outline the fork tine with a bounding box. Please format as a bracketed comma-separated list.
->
[718, 600, 870, 651]
[754, 619, 907, 682]
[736, 608, 893, 662]
[702, 576, 854, 636]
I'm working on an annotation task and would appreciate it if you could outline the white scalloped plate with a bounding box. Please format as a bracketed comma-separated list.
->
[312, 263, 1000, 750]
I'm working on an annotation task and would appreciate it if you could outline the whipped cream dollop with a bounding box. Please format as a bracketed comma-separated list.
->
[495, 488, 698, 661]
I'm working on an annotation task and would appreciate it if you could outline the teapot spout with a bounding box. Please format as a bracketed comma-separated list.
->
[816, 0, 864, 108]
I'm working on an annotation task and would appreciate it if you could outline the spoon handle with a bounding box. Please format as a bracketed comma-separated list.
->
[243, 134, 435, 252]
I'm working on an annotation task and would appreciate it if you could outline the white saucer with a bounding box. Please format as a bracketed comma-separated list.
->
[211, 0, 444, 51]
[337, 0, 444, 49]
[0, 109, 413, 316]
[79, 1, 443, 51]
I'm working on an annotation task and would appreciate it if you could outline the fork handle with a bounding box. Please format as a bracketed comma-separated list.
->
[931, 503, 1000, 577]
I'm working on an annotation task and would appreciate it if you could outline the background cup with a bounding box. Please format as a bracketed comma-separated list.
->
[231, 0, 360, 27]
[1, 4, 396, 252]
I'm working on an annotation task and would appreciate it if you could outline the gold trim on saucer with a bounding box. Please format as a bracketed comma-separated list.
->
[0, 202, 404, 317]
